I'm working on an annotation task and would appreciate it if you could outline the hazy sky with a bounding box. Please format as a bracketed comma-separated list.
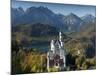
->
[11, 0, 96, 17]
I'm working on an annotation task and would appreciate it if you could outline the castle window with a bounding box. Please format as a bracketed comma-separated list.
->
[55, 62, 58, 66]
[49, 60, 54, 67]
[59, 59, 64, 66]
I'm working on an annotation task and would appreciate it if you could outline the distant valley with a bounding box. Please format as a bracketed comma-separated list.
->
[11, 6, 96, 53]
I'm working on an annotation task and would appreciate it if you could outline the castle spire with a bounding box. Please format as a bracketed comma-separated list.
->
[59, 32, 62, 42]
[59, 32, 64, 47]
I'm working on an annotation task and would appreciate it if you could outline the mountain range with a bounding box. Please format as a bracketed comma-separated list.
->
[12, 6, 96, 58]
[11, 6, 96, 32]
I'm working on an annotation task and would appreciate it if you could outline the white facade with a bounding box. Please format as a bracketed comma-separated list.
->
[47, 32, 66, 71]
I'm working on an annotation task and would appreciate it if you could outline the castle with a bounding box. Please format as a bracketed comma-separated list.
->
[47, 32, 66, 71]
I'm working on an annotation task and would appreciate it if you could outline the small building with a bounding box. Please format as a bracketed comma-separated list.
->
[47, 32, 66, 71]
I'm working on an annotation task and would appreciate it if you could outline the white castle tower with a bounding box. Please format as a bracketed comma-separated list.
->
[59, 32, 66, 68]
[50, 40, 55, 53]
[59, 32, 64, 47]
[47, 32, 66, 71]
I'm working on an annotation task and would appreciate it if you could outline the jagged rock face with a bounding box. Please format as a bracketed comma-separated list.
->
[81, 14, 96, 23]
[63, 13, 83, 31]
[11, 6, 96, 32]
[11, 6, 65, 30]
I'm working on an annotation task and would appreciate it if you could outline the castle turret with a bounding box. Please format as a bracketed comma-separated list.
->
[59, 32, 64, 47]
[59, 32, 62, 42]
[50, 40, 55, 53]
